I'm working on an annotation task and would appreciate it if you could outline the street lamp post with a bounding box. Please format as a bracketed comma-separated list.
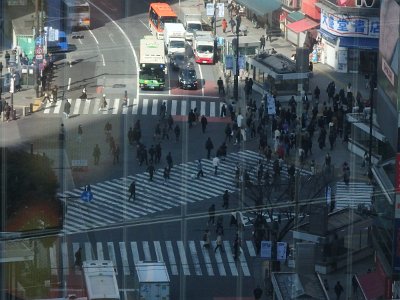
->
[233, 15, 241, 107]
[368, 77, 375, 167]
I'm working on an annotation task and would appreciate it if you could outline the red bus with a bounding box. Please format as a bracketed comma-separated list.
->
[148, 3, 178, 39]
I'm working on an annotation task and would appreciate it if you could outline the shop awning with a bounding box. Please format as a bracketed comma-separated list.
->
[339, 37, 379, 49]
[286, 17, 319, 33]
[287, 11, 305, 22]
[358, 270, 386, 300]
[235, 0, 282, 16]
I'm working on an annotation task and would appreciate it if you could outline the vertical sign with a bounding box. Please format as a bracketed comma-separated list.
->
[260, 241, 272, 259]
[277, 242, 287, 261]
[217, 3, 224, 18]
[206, 3, 214, 16]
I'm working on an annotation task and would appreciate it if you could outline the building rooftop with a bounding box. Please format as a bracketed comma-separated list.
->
[253, 53, 297, 74]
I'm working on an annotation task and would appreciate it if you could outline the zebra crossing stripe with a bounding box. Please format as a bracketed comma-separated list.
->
[73, 99, 81, 115]
[142, 98, 149, 115]
[97, 242, 104, 260]
[210, 102, 215, 117]
[151, 99, 158, 115]
[132, 98, 138, 115]
[181, 101, 187, 116]
[92, 98, 100, 114]
[171, 100, 177, 115]
[200, 101, 206, 116]
[143, 241, 152, 261]
[154, 241, 164, 262]
[44, 101, 52, 114]
[107, 242, 118, 275]
[238, 247, 250, 276]
[83, 99, 91, 114]
[72, 242, 80, 275]
[223, 241, 238, 276]
[177, 241, 190, 275]
[54, 99, 62, 114]
[85, 242, 93, 260]
[191, 100, 196, 111]
[165, 241, 178, 275]
[189, 241, 202, 276]
[130, 242, 140, 265]
[122, 98, 130, 114]
[119, 242, 130, 275]
[200, 241, 214, 276]
[246, 241, 256, 257]
[211, 241, 226, 276]
[112, 99, 120, 114]
[50, 244, 58, 276]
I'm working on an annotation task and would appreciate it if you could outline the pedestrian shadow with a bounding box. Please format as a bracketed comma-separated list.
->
[68, 114, 80, 119]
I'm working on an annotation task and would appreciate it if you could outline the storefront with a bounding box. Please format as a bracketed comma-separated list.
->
[286, 17, 319, 47]
[317, 8, 380, 73]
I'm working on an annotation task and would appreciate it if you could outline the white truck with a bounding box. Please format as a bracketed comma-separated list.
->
[184, 14, 203, 41]
[164, 23, 186, 55]
[134, 262, 170, 300]
[82, 260, 120, 300]
[193, 31, 215, 64]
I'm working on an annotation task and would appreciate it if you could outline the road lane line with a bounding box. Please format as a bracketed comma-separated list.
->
[171, 100, 177, 115]
[112, 98, 120, 114]
[239, 247, 250, 276]
[200, 101, 206, 116]
[198, 65, 205, 96]
[246, 241, 256, 257]
[92, 98, 100, 114]
[119, 242, 130, 275]
[154, 241, 164, 262]
[43, 100, 52, 114]
[97, 242, 104, 260]
[132, 98, 138, 114]
[223, 241, 238, 276]
[189, 241, 202, 276]
[210, 102, 216, 117]
[130, 241, 140, 265]
[143, 241, 152, 261]
[54, 100, 62, 114]
[88, 29, 99, 44]
[107, 242, 118, 275]
[152, 99, 158, 115]
[177, 241, 190, 275]
[200, 241, 214, 276]
[84, 242, 93, 260]
[165, 241, 178, 275]
[73, 99, 81, 115]
[211, 241, 226, 276]
[67, 78, 71, 90]
[142, 98, 149, 115]
[101, 54, 106, 66]
[122, 98, 130, 114]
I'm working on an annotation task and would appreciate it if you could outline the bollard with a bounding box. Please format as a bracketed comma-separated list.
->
[30, 103, 33, 113]
[12, 109, 16, 120]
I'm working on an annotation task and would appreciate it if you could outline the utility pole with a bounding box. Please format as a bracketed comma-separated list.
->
[368, 77, 375, 167]
[35, 0, 40, 98]
[233, 15, 241, 108]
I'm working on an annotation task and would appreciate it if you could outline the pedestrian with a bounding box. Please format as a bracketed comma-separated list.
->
[221, 18, 227, 33]
[253, 285, 263, 300]
[147, 163, 155, 181]
[113, 144, 120, 164]
[259, 35, 265, 50]
[214, 234, 224, 253]
[309, 61, 313, 72]
[362, 151, 369, 167]
[205, 137, 214, 159]
[213, 156, 220, 175]
[208, 204, 215, 225]
[203, 229, 211, 248]
[163, 166, 170, 184]
[162, 125, 169, 140]
[225, 123, 232, 143]
[5, 51, 10, 68]
[201, 115, 208, 133]
[217, 77, 225, 96]
[52, 85, 58, 103]
[233, 233, 241, 260]
[166, 152, 173, 172]
[77, 124, 83, 143]
[93, 144, 101, 165]
[334, 281, 344, 300]
[99, 94, 107, 111]
[63, 99, 71, 119]
[229, 17, 236, 33]
[314, 85, 320, 102]
[155, 143, 162, 164]
[0, 61, 3, 75]
[325, 152, 331, 166]
[167, 114, 174, 131]
[222, 190, 229, 209]
[74, 247, 82, 270]
[128, 180, 136, 201]
[343, 162, 350, 185]
[220, 104, 227, 117]
[197, 159, 204, 178]
[174, 124, 180, 142]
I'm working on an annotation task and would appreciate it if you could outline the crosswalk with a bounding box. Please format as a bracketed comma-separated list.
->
[49, 239, 257, 278]
[43, 97, 225, 117]
[334, 181, 373, 210]
[60, 150, 313, 234]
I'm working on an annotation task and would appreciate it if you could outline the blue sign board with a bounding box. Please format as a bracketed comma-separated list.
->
[225, 55, 233, 69]
[81, 190, 93, 202]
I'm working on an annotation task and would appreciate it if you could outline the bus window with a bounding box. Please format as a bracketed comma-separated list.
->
[148, 3, 177, 39]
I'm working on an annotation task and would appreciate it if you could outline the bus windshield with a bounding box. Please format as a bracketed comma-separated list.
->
[140, 66, 165, 81]
[197, 45, 213, 54]
[160, 16, 177, 29]
[170, 40, 185, 48]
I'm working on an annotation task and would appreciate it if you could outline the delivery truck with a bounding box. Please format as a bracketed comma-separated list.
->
[134, 262, 170, 300]
[164, 23, 186, 55]
[193, 31, 215, 64]
[82, 260, 120, 300]
[183, 14, 203, 41]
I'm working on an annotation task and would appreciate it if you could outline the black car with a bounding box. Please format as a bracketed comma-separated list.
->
[178, 66, 198, 90]
[170, 53, 186, 71]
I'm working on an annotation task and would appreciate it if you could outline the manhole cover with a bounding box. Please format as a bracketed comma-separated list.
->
[112, 84, 126, 88]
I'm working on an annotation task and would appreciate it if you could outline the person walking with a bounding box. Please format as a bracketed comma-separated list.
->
[93, 144, 101, 165]
[63, 99, 71, 119]
[128, 180, 136, 201]
[155, 143, 162, 164]
[5, 51, 10, 68]
[253, 285, 263, 300]
[222, 190, 229, 209]
[205, 137, 214, 159]
[229, 17, 236, 33]
[225, 123, 232, 143]
[259, 35, 265, 50]
[208, 204, 215, 225]
[0, 61, 3, 76]
[166, 152, 173, 171]
[174, 124, 180, 142]
[113, 144, 120, 164]
[217, 77, 225, 96]
[201, 115, 208, 133]
[220, 104, 227, 117]
[77, 124, 83, 143]
[214, 234, 224, 253]
[343, 162, 350, 185]
[147, 163, 155, 181]
[74, 247, 83, 270]
[213, 156, 220, 175]
[334, 281, 344, 300]
[233, 233, 241, 260]
[163, 166, 170, 184]
[221, 18, 227, 33]
[203, 229, 211, 249]
[197, 159, 204, 178]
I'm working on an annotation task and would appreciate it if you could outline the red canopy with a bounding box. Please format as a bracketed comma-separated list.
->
[286, 18, 319, 33]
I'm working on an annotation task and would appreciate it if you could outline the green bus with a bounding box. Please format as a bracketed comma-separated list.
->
[139, 36, 166, 90]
